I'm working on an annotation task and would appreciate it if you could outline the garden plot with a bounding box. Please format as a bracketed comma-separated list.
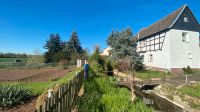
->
[0, 67, 75, 82]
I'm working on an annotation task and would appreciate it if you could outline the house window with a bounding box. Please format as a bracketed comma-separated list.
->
[182, 32, 189, 42]
[148, 54, 153, 62]
[188, 53, 192, 59]
[184, 16, 189, 23]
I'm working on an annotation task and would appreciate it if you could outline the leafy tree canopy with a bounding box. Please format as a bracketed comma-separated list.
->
[107, 28, 143, 70]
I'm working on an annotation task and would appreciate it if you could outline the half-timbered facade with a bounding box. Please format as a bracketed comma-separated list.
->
[137, 5, 200, 72]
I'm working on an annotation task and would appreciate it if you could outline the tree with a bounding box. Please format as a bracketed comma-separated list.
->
[107, 28, 143, 101]
[27, 49, 44, 65]
[88, 45, 101, 66]
[81, 48, 89, 59]
[66, 32, 83, 62]
[88, 45, 104, 73]
[44, 34, 63, 63]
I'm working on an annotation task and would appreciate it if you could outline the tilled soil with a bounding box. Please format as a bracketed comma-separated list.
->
[0, 67, 74, 82]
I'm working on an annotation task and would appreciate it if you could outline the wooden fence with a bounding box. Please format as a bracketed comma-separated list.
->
[36, 71, 84, 112]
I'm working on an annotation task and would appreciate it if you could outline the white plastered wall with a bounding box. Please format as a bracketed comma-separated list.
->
[140, 31, 171, 70]
[170, 29, 200, 68]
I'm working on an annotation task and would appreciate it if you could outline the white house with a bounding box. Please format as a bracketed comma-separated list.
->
[100, 47, 112, 56]
[136, 5, 200, 73]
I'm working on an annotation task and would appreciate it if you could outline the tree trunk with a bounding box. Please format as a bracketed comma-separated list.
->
[130, 81, 136, 102]
[130, 72, 136, 102]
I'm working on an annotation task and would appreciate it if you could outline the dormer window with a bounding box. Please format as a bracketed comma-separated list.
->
[184, 16, 189, 22]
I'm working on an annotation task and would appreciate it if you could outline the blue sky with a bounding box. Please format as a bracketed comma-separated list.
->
[0, 0, 199, 54]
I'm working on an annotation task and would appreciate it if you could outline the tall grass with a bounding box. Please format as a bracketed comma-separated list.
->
[77, 71, 153, 112]
[179, 84, 200, 98]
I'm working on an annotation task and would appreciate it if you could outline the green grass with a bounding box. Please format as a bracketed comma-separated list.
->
[77, 70, 153, 112]
[179, 84, 200, 98]
[0, 68, 81, 95]
[136, 70, 168, 80]
[0, 58, 28, 62]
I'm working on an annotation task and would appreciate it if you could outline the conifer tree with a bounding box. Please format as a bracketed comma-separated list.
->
[66, 32, 83, 59]
[44, 34, 62, 63]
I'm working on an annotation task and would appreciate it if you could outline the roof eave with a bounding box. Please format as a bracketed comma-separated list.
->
[137, 28, 170, 41]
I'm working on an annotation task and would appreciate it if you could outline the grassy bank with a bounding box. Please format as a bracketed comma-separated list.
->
[179, 84, 200, 98]
[158, 84, 200, 110]
[135, 70, 168, 80]
[0, 68, 81, 95]
[77, 70, 153, 112]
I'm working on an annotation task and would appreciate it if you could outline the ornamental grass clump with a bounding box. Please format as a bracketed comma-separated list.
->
[0, 85, 31, 107]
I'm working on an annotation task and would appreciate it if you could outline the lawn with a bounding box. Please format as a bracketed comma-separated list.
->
[0, 58, 28, 62]
[0, 68, 81, 95]
[179, 84, 200, 98]
[77, 70, 153, 112]
[135, 70, 168, 80]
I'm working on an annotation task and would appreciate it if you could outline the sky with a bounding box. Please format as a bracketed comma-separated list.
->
[0, 0, 200, 54]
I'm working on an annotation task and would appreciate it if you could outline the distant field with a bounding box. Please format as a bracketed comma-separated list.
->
[0, 58, 28, 62]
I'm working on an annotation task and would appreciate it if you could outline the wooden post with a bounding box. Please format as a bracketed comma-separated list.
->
[185, 74, 188, 84]
[149, 72, 151, 84]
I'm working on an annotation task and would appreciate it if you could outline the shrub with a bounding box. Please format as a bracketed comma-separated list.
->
[0, 85, 31, 107]
[183, 66, 193, 74]
[104, 60, 113, 75]
[92, 64, 103, 73]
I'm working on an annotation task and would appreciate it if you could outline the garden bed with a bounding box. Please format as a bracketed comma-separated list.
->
[0, 66, 75, 82]
[0, 67, 81, 112]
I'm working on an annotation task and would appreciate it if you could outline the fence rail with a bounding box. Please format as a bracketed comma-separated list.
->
[36, 71, 84, 112]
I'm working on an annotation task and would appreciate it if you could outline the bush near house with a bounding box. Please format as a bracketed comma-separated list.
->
[183, 66, 193, 74]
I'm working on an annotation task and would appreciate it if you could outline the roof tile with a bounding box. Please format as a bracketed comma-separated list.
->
[138, 5, 186, 39]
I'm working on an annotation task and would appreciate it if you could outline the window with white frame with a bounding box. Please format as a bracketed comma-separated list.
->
[188, 53, 192, 59]
[148, 54, 153, 62]
[184, 16, 189, 22]
[182, 32, 190, 42]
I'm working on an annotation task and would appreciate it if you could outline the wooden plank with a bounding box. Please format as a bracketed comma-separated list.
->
[58, 88, 62, 112]
[47, 98, 50, 112]
[54, 92, 58, 112]
[67, 83, 70, 112]
[35, 71, 84, 112]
